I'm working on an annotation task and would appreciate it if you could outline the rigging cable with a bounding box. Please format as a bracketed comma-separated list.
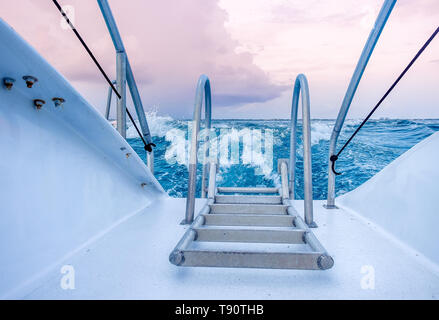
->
[331, 26, 439, 175]
[52, 0, 155, 152]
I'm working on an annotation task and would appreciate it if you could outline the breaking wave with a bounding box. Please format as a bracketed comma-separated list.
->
[127, 114, 439, 199]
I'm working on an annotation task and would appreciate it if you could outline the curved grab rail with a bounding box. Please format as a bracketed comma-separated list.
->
[289, 74, 316, 227]
[184, 75, 212, 224]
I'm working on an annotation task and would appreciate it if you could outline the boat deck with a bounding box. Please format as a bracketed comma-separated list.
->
[25, 198, 439, 299]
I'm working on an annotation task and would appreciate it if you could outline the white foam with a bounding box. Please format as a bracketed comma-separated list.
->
[126, 108, 175, 138]
[310, 120, 333, 144]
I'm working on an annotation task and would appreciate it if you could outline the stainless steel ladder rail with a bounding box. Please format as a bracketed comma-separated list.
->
[170, 161, 217, 266]
[289, 74, 316, 227]
[279, 159, 333, 269]
[326, 0, 396, 208]
[184, 75, 212, 224]
[105, 80, 117, 121]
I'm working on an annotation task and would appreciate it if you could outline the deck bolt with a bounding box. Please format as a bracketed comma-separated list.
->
[52, 97, 65, 107]
[23, 75, 38, 88]
[3, 77, 15, 90]
[33, 99, 45, 110]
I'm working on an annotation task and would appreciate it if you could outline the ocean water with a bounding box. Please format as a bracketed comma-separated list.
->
[127, 113, 439, 199]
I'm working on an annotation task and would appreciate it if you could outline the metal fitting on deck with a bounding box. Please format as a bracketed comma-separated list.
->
[3, 77, 15, 90]
[169, 250, 185, 266]
[292, 216, 298, 228]
[23, 76, 38, 88]
[33, 99, 45, 110]
[317, 254, 334, 270]
[302, 231, 309, 244]
[52, 97, 65, 107]
[192, 229, 198, 241]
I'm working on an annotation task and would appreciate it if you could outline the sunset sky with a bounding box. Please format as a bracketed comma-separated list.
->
[1, 0, 438, 119]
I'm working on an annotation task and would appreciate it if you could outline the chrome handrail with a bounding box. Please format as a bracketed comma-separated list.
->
[184, 75, 212, 224]
[105, 80, 117, 120]
[326, 0, 396, 208]
[289, 74, 316, 227]
[98, 0, 155, 173]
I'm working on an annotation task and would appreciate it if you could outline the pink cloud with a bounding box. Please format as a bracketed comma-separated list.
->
[1, 0, 285, 117]
[1, 0, 438, 119]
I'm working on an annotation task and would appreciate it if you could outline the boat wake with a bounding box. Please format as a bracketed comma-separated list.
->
[125, 112, 439, 199]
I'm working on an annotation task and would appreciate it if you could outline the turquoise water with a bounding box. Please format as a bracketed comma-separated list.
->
[128, 117, 439, 199]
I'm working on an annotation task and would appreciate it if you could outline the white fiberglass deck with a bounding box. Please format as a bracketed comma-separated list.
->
[24, 198, 439, 300]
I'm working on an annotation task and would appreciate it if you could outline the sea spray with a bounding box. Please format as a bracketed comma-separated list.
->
[127, 115, 439, 199]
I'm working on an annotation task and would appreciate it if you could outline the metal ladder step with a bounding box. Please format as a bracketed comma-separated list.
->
[170, 211, 334, 270]
[191, 240, 311, 252]
[202, 213, 295, 227]
[215, 194, 282, 204]
[193, 227, 305, 243]
[210, 203, 288, 214]
[171, 249, 332, 270]
[217, 187, 279, 194]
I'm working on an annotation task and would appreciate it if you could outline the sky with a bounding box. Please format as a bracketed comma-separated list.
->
[1, 0, 438, 119]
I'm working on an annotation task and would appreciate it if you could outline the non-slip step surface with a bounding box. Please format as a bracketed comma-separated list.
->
[215, 195, 282, 204]
[172, 250, 327, 270]
[210, 203, 288, 214]
[193, 227, 305, 244]
[190, 240, 313, 253]
[202, 213, 295, 227]
[217, 187, 279, 194]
